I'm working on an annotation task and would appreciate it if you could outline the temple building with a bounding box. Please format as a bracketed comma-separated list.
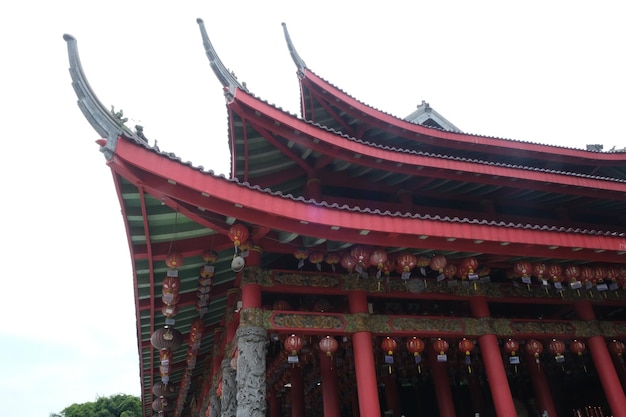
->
[65, 19, 626, 417]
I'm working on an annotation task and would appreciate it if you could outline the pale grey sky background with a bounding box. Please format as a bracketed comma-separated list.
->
[1, 1, 624, 416]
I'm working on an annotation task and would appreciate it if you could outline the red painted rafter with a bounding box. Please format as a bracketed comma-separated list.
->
[300, 71, 626, 166]
[305, 87, 355, 135]
[230, 102, 314, 176]
[137, 184, 156, 416]
[109, 141, 626, 262]
[231, 90, 626, 199]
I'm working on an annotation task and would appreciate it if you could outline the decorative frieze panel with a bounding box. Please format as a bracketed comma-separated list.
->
[238, 307, 626, 339]
[271, 312, 345, 332]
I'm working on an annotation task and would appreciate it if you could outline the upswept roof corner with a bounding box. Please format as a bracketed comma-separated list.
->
[196, 18, 248, 98]
[281, 22, 307, 73]
[63, 34, 143, 159]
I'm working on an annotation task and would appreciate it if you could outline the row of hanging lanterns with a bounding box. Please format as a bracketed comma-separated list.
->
[173, 318, 205, 417]
[292, 247, 487, 285]
[196, 250, 218, 316]
[511, 261, 626, 295]
[152, 251, 186, 390]
[282, 335, 340, 364]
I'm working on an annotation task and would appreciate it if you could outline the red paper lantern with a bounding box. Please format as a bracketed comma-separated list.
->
[429, 255, 447, 273]
[294, 247, 309, 261]
[151, 327, 183, 351]
[563, 264, 580, 282]
[514, 261, 532, 277]
[503, 339, 520, 355]
[369, 248, 388, 269]
[443, 263, 458, 279]
[533, 263, 547, 279]
[340, 254, 357, 272]
[416, 256, 430, 267]
[580, 266, 594, 284]
[325, 253, 341, 266]
[381, 337, 398, 355]
[609, 340, 626, 357]
[351, 246, 371, 265]
[397, 253, 417, 272]
[458, 338, 475, 355]
[549, 264, 564, 282]
[284, 334, 304, 356]
[202, 250, 218, 264]
[548, 339, 566, 357]
[570, 339, 586, 356]
[607, 265, 620, 282]
[406, 337, 425, 356]
[228, 223, 249, 247]
[308, 251, 325, 265]
[593, 265, 607, 284]
[461, 257, 478, 274]
[161, 303, 179, 318]
[319, 336, 339, 356]
[162, 276, 181, 295]
[273, 300, 291, 311]
[525, 339, 543, 358]
[433, 338, 449, 355]
[165, 252, 184, 269]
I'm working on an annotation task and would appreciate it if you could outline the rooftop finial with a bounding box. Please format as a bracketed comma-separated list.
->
[282, 23, 307, 72]
[197, 18, 247, 95]
[64, 34, 140, 159]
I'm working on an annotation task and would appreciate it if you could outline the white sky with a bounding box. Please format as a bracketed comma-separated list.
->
[1, 1, 624, 416]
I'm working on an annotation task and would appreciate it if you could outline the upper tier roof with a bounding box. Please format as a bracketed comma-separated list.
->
[280, 23, 626, 180]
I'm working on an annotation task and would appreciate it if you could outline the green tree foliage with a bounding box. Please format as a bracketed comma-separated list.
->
[51, 394, 141, 417]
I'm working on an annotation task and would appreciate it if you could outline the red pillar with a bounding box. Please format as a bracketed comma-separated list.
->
[523, 350, 559, 417]
[429, 345, 456, 417]
[319, 349, 341, 417]
[467, 373, 485, 415]
[268, 389, 281, 417]
[349, 291, 381, 417]
[383, 374, 402, 417]
[575, 301, 626, 417]
[469, 297, 517, 417]
[290, 366, 305, 417]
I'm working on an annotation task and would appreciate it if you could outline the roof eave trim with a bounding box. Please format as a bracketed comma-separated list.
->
[63, 34, 140, 159]
[196, 18, 247, 98]
[281, 22, 307, 73]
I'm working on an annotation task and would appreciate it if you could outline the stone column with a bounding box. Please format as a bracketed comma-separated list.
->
[221, 359, 237, 417]
[236, 326, 267, 417]
[209, 386, 221, 417]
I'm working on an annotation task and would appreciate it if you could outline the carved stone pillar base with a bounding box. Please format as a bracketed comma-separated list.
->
[236, 326, 267, 417]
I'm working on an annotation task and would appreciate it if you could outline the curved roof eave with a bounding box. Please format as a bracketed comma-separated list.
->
[277, 27, 625, 165]
[196, 18, 248, 99]
[301, 69, 626, 164]
[63, 34, 145, 159]
[228, 88, 626, 195]
[110, 138, 626, 262]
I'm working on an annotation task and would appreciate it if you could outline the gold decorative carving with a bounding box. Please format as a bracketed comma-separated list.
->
[508, 320, 576, 336]
[239, 308, 265, 328]
[343, 313, 370, 333]
[391, 317, 465, 334]
[272, 272, 340, 288]
[272, 313, 345, 330]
